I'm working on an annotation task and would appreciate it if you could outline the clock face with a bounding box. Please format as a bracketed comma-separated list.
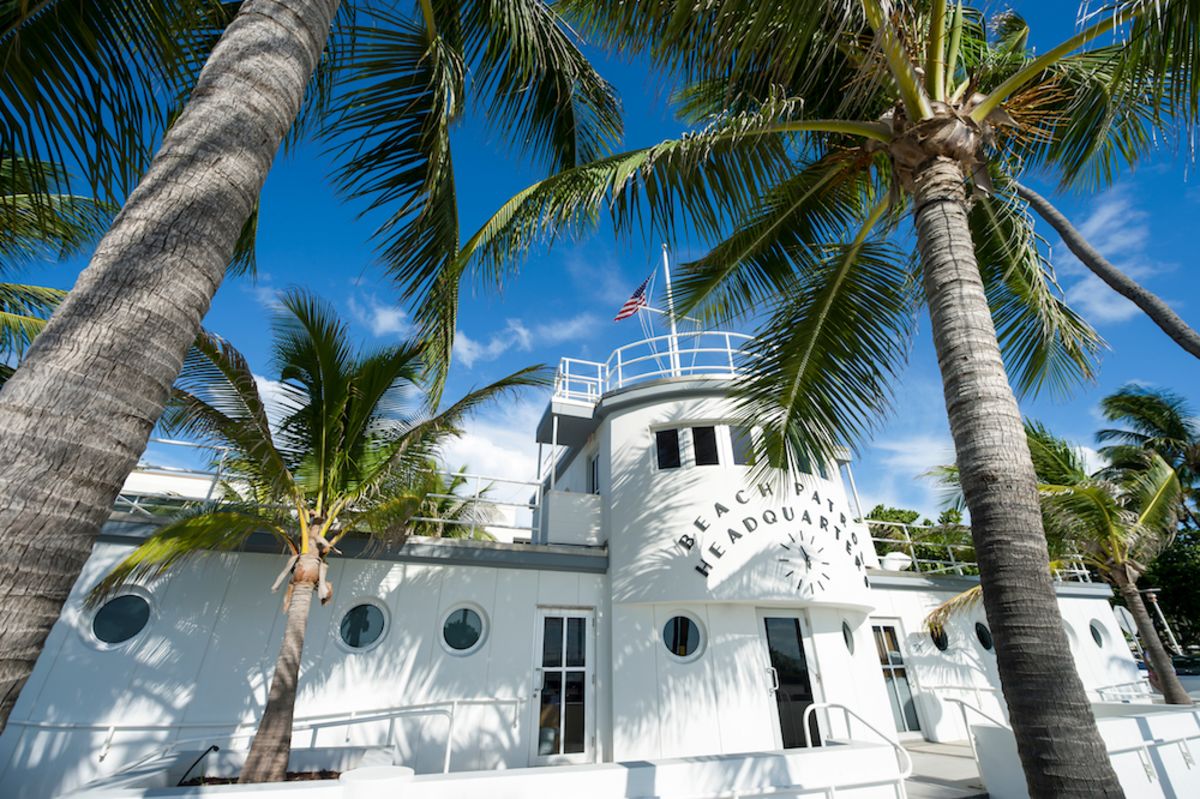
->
[778, 532, 831, 597]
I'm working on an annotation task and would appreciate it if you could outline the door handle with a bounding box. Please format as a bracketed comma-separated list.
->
[766, 666, 779, 692]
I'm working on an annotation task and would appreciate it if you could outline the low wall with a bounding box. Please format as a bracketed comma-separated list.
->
[68, 744, 904, 799]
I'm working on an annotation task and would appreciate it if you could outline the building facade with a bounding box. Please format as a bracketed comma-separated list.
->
[0, 334, 1143, 798]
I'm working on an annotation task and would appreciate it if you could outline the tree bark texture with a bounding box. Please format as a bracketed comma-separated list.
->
[0, 0, 341, 732]
[915, 157, 1123, 797]
[1014, 180, 1200, 361]
[1116, 577, 1193, 705]
[239, 558, 319, 784]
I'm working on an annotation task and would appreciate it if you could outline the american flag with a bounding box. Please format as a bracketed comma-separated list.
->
[614, 275, 651, 321]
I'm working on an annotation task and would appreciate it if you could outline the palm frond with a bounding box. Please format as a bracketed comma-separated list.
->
[0, 157, 112, 272]
[1025, 420, 1090, 485]
[0, 282, 65, 357]
[969, 183, 1104, 398]
[87, 504, 290, 606]
[924, 584, 982, 633]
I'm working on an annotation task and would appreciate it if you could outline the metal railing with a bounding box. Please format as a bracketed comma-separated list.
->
[115, 438, 543, 540]
[801, 702, 914, 781]
[864, 518, 1093, 582]
[553, 331, 756, 403]
[1096, 678, 1156, 703]
[9, 696, 524, 779]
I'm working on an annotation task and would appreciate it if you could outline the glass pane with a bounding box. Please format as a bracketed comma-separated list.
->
[537, 672, 562, 755]
[662, 616, 700, 657]
[340, 604, 385, 649]
[731, 427, 755, 465]
[443, 608, 483, 651]
[763, 617, 818, 747]
[693, 426, 719, 465]
[882, 673, 906, 733]
[566, 617, 585, 667]
[93, 595, 150, 644]
[542, 617, 563, 667]
[655, 429, 681, 469]
[892, 667, 921, 731]
[873, 626, 889, 666]
[563, 672, 586, 754]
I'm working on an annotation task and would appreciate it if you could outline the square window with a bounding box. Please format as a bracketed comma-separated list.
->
[731, 426, 755, 466]
[655, 429, 681, 469]
[693, 426, 719, 466]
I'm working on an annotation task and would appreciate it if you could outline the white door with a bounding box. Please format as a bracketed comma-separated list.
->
[530, 608, 595, 765]
[756, 609, 823, 748]
[871, 621, 924, 738]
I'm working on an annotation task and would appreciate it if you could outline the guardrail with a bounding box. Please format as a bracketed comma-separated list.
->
[801, 701, 913, 780]
[1096, 678, 1156, 703]
[553, 331, 756, 403]
[8, 696, 525, 778]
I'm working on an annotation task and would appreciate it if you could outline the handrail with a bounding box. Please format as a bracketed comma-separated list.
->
[10, 696, 524, 777]
[1095, 678, 1155, 702]
[800, 701, 913, 779]
[945, 696, 1011, 768]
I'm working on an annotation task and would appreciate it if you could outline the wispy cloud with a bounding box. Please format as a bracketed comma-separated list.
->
[455, 313, 602, 368]
[348, 295, 410, 338]
[565, 251, 636, 306]
[245, 273, 284, 311]
[1053, 186, 1173, 324]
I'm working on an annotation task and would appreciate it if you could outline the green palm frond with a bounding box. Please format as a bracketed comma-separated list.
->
[0, 157, 112, 272]
[1126, 452, 1183, 538]
[969, 184, 1104, 398]
[736, 219, 917, 469]
[1098, 385, 1199, 456]
[0, 283, 65, 358]
[1025, 420, 1090, 486]
[87, 504, 290, 606]
[1113, 0, 1200, 125]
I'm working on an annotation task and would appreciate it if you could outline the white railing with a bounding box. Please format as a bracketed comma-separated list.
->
[553, 331, 756, 403]
[115, 438, 544, 540]
[801, 702, 914, 782]
[9, 697, 524, 778]
[1096, 678, 1156, 703]
[864, 518, 1093, 583]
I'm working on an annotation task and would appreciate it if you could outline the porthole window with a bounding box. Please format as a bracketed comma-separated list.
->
[92, 594, 151, 645]
[975, 622, 994, 651]
[842, 621, 856, 654]
[442, 606, 485, 654]
[930, 627, 949, 652]
[339, 603, 386, 650]
[1089, 620, 1107, 649]
[662, 615, 703, 660]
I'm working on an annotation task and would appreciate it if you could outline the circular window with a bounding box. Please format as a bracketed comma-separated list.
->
[930, 627, 949, 652]
[1090, 620, 1107, 649]
[975, 622, 994, 651]
[339, 604, 386, 650]
[92, 595, 150, 645]
[662, 615, 703, 659]
[443, 607, 485, 653]
[842, 621, 856, 654]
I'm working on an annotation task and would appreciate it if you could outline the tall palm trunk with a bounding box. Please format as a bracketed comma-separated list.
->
[0, 0, 341, 732]
[914, 156, 1122, 797]
[240, 555, 320, 784]
[1114, 574, 1193, 705]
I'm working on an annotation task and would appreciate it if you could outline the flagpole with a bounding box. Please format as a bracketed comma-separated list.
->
[661, 243, 681, 377]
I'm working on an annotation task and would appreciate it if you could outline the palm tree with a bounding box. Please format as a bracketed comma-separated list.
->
[425, 3, 1200, 793]
[88, 289, 545, 782]
[0, 155, 110, 384]
[0, 1, 619, 732]
[1028, 423, 1193, 706]
[406, 467, 499, 540]
[1098, 385, 1200, 518]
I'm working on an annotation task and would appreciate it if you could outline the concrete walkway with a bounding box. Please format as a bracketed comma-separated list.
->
[902, 741, 988, 799]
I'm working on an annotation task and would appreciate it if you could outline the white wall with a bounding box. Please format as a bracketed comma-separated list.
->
[0, 542, 607, 799]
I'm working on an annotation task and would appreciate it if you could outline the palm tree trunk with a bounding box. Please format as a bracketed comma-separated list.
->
[0, 0, 340, 732]
[1115, 576, 1193, 705]
[1014, 180, 1200, 360]
[914, 156, 1122, 797]
[240, 562, 319, 784]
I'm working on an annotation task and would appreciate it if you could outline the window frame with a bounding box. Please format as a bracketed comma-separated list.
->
[86, 587, 154, 651]
[654, 427, 682, 471]
[335, 599, 390, 654]
[440, 603, 489, 656]
[691, 425, 721, 466]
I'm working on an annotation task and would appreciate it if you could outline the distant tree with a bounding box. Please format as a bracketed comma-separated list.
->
[88, 290, 545, 782]
[1143, 531, 1200, 650]
[405, 467, 499, 540]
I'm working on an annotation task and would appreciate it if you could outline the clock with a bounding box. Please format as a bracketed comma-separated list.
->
[778, 531, 831, 597]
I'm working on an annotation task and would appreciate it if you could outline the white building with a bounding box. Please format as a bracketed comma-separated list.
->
[0, 332, 1157, 798]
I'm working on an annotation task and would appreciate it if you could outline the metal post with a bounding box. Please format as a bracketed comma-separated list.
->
[1142, 589, 1183, 655]
[661, 243, 681, 377]
[550, 415, 559, 491]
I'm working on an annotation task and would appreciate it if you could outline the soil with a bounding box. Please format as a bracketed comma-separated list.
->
[179, 770, 340, 786]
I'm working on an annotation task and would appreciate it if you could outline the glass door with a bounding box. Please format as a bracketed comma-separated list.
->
[759, 613, 820, 748]
[531, 609, 594, 764]
[873, 623, 922, 734]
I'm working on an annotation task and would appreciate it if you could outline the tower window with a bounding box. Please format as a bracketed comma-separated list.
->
[588, 454, 600, 494]
[731, 426, 755, 466]
[693, 426, 719, 465]
[655, 429, 681, 469]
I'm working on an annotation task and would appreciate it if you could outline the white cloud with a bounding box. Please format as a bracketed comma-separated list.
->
[454, 313, 602, 368]
[253, 374, 298, 429]
[247, 282, 284, 311]
[1053, 186, 1173, 324]
[565, 253, 634, 306]
[348, 295, 410, 338]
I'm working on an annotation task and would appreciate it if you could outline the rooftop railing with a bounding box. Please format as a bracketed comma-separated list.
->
[554, 331, 756, 404]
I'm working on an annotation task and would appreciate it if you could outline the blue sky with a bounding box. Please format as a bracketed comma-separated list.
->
[19, 2, 1200, 517]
